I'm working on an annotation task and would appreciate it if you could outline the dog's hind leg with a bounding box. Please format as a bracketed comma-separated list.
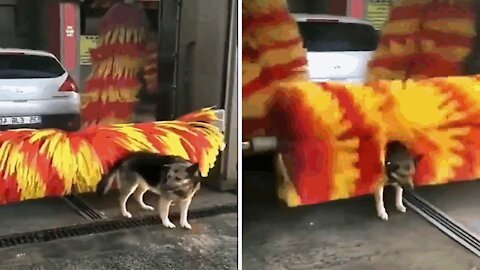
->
[179, 198, 193, 230]
[374, 186, 388, 221]
[134, 182, 154, 211]
[158, 197, 175, 228]
[118, 182, 138, 218]
[394, 184, 407, 213]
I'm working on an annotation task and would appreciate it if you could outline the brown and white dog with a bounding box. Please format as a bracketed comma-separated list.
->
[96, 152, 201, 229]
[375, 141, 420, 221]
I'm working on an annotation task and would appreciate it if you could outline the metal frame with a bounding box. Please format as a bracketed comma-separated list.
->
[156, 0, 182, 120]
[206, 0, 238, 191]
[242, 137, 278, 156]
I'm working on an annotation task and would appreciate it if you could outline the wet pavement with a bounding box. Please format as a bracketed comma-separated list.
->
[0, 188, 238, 270]
[0, 213, 237, 270]
[243, 169, 480, 270]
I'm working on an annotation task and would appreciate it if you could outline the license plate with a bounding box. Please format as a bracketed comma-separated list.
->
[0, 116, 41, 126]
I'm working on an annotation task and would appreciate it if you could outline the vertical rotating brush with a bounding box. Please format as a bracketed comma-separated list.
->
[81, 2, 150, 127]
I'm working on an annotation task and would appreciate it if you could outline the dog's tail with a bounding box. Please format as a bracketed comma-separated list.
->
[97, 156, 129, 196]
[96, 152, 148, 196]
[96, 160, 124, 196]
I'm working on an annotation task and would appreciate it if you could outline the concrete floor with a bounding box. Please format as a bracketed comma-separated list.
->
[80, 187, 237, 220]
[243, 169, 480, 270]
[0, 188, 236, 235]
[416, 180, 480, 237]
[0, 188, 238, 270]
[0, 197, 86, 235]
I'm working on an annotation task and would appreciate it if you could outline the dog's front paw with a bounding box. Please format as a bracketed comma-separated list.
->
[377, 208, 389, 221]
[122, 211, 133, 218]
[180, 221, 192, 230]
[396, 204, 407, 213]
[162, 220, 176, 229]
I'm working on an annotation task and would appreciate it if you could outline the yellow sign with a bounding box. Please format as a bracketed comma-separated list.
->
[366, 0, 391, 30]
[80, 35, 98, 65]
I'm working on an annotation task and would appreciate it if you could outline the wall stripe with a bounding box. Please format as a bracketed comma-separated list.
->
[61, 3, 77, 71]
[350, 0, 365, 19]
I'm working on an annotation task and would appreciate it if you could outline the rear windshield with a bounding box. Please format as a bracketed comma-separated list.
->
[0, 54, 65, 79]
[297, 21, 378, 52]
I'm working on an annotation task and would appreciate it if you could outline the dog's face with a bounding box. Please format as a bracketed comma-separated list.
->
[386, 158, 415, 189]
[385, 141, 422, 190]
[165, 162, 200, 187]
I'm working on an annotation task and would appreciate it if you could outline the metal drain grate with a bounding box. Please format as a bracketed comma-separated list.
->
[404, 192, 480, 258]
[62, 195, 105, 220]
[0, 204, 237, 249]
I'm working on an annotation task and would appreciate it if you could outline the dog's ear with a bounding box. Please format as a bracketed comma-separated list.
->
[414, 154, 424, 164]
[186, 163, 200, 176]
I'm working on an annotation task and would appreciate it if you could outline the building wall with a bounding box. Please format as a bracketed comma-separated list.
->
[0, 3, 17, 47]
[285, 0, 392, 27]
[0, 0, 23, 48]
[175, 0, 230, 115]
[166, 0, 237, 188]
[286, 0, 347, 15]
[0, 0, 59, 52]
[286, 0, 329, 13]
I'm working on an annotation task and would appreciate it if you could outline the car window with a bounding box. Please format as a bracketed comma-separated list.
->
[0, 54, 65, 79]
[297, 21, 379, 52]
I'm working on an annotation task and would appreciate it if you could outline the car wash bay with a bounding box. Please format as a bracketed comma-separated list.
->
[243, 163, 480, 269]
[243, 0, 480, 267]
[0, 0, 237, 269]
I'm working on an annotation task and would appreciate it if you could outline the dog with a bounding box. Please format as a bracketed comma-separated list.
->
[96, 152, 202, 229]
[375, 141, 419, 221]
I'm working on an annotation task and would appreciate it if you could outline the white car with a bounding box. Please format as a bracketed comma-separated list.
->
[0, 48, 81, 131]
[292, 14, 379, 84]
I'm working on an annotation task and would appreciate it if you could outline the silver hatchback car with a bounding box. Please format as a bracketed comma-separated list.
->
[0, 48, 81, 131]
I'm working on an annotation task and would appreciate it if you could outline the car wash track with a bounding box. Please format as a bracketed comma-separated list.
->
[243, 155, 480, 269]
[0, 188, 237, 270]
